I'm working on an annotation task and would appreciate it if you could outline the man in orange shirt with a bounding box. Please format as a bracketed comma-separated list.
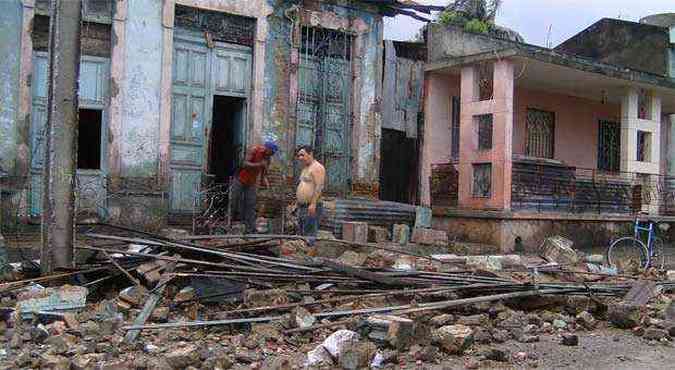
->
[229, 140, 278, 233]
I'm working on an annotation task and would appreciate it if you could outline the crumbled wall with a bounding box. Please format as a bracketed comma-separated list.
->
[32, 15, 112, 58]
[555, 18, 670, 76]
[0, 0, 22, 176]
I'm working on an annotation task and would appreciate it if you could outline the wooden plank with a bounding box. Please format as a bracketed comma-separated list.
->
[381, 40, 399, 131]
[124, 262, 176, 343]
[621, 280, 661, 306]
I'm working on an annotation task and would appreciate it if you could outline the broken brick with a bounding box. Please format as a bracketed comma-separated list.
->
[411, 228, 448, 247]
[342, 222, 368, 244]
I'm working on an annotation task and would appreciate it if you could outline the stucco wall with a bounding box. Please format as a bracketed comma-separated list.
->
[120, 0, 164, 178]
[0, 0, 22, 175]
[421, 73, 459, 205]
[513, 87, 621, 169]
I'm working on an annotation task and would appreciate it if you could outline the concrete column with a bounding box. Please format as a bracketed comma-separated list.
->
[108, 0, 128, 184]
[119, 0, 164, 177]
[669, 114, 675, 177]
[457, 60, 514, 211]
[41, 0, 82, 272]
[620, 88, 661, 175]
[492, 60, 515, 211]
[158, 0, 175, 188]
[620, 88, 639, 172]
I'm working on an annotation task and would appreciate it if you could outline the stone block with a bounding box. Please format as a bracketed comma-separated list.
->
[174, 286, 196, 303]
[432, 324, 474, 354]
[540, 235, 578, 265]
[415, 206, 432, 229]
[368, 226, 390, 243]
[411, 228, 448, 247]
[337, 251, 368, 267]
[608, 303, 640, 329]
[342, 222, 368, 244]
[666, 270, 675, 281]
[392, 224, 410, 245]
[366, 315, 416, 350]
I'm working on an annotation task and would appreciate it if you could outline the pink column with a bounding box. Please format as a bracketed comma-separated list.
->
[457, 60, 514, 210]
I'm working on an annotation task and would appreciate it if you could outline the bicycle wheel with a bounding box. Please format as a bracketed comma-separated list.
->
[651, 237, 666, 270]
[607, 237, 649, 273]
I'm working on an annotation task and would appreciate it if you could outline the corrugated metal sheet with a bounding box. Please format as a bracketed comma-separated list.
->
[321, 198, 416, 237]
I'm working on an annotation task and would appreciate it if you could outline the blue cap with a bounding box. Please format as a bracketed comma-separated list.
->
[264, 140, 279, 154]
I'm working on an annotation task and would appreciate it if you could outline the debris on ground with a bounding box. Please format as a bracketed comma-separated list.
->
[0, 224, 673, 369]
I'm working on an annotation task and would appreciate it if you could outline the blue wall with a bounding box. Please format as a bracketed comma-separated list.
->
[0, 0, 22, 175]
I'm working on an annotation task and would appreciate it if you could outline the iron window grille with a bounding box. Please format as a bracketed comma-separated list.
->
[598, 120, 620, 172]
[526, 108, 555, 159]
[451, 96, 460, 159]
[476, 114, 493, 151]
[637, 131, 651, 162]
[472, 163, 492, 198]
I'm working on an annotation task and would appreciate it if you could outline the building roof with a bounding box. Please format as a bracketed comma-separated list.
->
[427, 24, 675, 91]
[426, 23, 675, 114]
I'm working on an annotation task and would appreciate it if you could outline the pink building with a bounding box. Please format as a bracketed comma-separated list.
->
[422, 21, 675, 252]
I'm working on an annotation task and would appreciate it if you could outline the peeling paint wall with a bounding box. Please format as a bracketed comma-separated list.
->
[261, 0, 384, 197]
[2, 0, 389, 230]
[0, 0, 22, 175]
[120, 0, 164, 178]
[354, 15, 383, 192]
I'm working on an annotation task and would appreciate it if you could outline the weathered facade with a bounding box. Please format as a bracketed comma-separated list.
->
[0, 0, 419, 231]
[423, 20, 675, 252]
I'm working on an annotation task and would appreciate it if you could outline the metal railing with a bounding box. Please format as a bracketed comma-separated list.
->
[429, 160, 675, 215]
[511, 164, 675, 215]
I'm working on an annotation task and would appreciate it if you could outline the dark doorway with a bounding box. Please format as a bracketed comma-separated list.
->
[379, 128, 418, 203]
[208, 96, 246, 184]
[77, 109, 102, 170]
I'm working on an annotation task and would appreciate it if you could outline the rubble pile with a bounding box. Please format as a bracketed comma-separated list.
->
[0, 226, 674, 369]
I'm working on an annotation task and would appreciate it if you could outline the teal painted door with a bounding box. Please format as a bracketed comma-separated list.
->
[170, 37, 209, 213]
[212, 43, 251, 170]
[297, 55, 351, 195]
[169, 32, 251, 213]
[30, 53, 109, 216]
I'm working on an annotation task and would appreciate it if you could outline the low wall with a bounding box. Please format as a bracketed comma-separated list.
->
[431, 209, 656, 253]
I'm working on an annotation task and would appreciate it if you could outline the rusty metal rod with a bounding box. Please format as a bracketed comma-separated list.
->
[219, 286, 492, 317]
[76, 245, 286, 274]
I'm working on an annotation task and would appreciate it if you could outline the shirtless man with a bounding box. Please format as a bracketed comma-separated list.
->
[295, 146, 326, 245]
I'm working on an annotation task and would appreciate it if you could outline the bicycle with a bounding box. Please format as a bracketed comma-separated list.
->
[606, 212, 666, 273]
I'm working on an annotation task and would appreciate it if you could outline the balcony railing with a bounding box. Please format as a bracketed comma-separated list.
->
[511, 159, 675, 215]
[429, 158, 675, 215]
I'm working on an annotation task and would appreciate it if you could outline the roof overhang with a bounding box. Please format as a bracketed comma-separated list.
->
[426, 47, 675, 115]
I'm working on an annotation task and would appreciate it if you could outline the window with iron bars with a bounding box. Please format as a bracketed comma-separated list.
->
[598, 120, 620, 172]
[451, 96, 460, 159]
[637, 131, 651, 162]
[526, 109, 555, 159]
[476, 114, 493, 151]
[472, 163, 492, 198]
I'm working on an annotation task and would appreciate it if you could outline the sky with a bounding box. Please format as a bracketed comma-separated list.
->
[384, 0, 674, 47]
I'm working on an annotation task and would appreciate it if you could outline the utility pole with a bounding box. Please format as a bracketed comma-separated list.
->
[41, 0, 81, 274]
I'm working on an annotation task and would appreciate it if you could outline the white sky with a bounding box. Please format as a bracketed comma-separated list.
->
[384, 0, 674, 47]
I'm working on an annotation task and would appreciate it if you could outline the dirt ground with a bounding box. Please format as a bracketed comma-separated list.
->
[431, 329, 674, 370]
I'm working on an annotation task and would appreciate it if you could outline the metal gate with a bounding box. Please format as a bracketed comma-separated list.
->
[30, 52, 109, 216]
[297, 27, 352, 195]
[169, 30, 251, 213]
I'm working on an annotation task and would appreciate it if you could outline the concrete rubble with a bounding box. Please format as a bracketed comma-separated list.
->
[0, 225, 673, 369]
